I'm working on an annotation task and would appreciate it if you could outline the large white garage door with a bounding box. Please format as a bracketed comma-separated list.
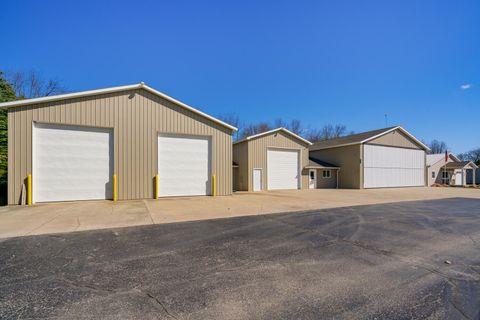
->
[363, 145, 425, 188]
[158, 135, 211, 197]
[33, 123, 113, 203]
[267, 149, 300, 190]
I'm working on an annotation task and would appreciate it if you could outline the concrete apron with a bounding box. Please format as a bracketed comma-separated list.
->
[0, 187, 479, 239]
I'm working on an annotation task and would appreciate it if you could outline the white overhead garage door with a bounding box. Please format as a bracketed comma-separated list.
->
[363, 144, 425, 188]
[33, 123, 113, 203]
[158, 135, 211, 197]
[267, 149, 300, 190]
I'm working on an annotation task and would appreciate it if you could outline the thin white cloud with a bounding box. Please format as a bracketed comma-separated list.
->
[460, 84, 472, 90]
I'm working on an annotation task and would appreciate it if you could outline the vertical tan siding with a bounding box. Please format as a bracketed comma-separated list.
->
[315, 168, 338, 188]
[243, 131, 309, 191]
[8, 89, 233, 204]
[232, 141, 249, 191]
[309, 145, 362, 189]
[367, 130, 423, 149]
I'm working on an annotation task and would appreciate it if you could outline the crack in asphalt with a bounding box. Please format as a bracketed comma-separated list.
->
[448, 297, 471, 320]
[265, 213, 480, 280]
[446, 279, 472, 320]
[263, 212, 480, 318]
[3, 199, 480, 319]
[143, 290, 179, 319]
[53, 278, 179, 319]
[54, 277, 115, 294]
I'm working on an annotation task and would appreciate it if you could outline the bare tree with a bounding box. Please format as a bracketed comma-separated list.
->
[428, 140, 448, 154]
[217, 113, 241, 141]
[240, 122, 271, 139]
[458, 148, 480, 165]
[273, 118, 302, 135]
[470, 148, 480, 165]
[289, 119, 302, 135]
[306, 124, 351, 143]
[274, 118, 287, 129]
[4, 70, 67, 99]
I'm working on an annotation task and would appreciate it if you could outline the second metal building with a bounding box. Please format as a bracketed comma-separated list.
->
[233, 128, 313, 192]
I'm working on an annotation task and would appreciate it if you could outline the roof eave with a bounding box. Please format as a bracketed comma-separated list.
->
[0, 83, 142, 109]
[140, 84, 237, 131]
[360, 126, 430, 151]
[0, 82, 238, 132]
[311, 126, 430, 152]
[235, 127, 312, 145]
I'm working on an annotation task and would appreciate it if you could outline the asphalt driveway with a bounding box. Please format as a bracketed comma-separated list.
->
[1, 198, 480, 319]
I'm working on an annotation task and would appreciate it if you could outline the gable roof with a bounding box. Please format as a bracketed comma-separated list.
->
[426, 153, 461, 166]
[309, 126, 429, 151]
[233, 127, 312, 145]
[426, 154, 444, 166]
[0, 82, 238, 131]
[445, 161, 478, 169]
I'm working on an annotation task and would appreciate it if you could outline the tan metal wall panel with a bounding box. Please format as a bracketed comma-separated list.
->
[244, 131, 309, 191]
[367, 130, 422, 149]
[309, 144, 362, 189]
[232, 141, 249, 191]
[8, 89, 233, 204]
[315, 169, 338, 188]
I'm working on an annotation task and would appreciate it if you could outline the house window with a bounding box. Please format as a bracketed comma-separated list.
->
[432, 171, 435, 178]
[322, 170, 331, 179]
[442, 171, 449, 183]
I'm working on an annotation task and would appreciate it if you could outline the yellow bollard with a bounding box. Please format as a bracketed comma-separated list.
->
[212, 175, 216, 197]
[154, 175, 159, 199]
[113, 174, 117, 201]
[27, 174, 32, 205]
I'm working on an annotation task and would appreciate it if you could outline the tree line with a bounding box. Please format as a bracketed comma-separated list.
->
[221, 116, 480, 166]
[1, 70, 478, 205]
[425, 140, 479, 165]
[217, 114, 353, 143]
[0, 70, 67, 204]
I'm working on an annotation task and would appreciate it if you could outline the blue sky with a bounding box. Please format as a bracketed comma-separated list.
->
[1, 0, 479, 153]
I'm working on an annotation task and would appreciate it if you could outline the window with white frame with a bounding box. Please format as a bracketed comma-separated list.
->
[322, 170, 331, 179]
[442, 171, 449, 183]
[432, 171, 435, 178]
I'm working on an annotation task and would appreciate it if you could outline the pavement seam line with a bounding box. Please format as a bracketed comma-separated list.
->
[142, 200, 155, 225]
[24, 205, 76, 236]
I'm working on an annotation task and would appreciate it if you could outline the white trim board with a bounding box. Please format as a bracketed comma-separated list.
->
[0, 82, 237, 131]
[234, 127, 312, 145]
[309, 126, 430, 152]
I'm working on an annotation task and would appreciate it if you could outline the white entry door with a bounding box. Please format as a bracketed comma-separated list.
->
[33, 123, 113, 203]
[158, 135, 211, 197]
[267, 149, 300, 190]
[309, 169, 316, 189]
[253, 169, 262, 191]
[363, 145, 425, 188]
[455, 171, 463, 186]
